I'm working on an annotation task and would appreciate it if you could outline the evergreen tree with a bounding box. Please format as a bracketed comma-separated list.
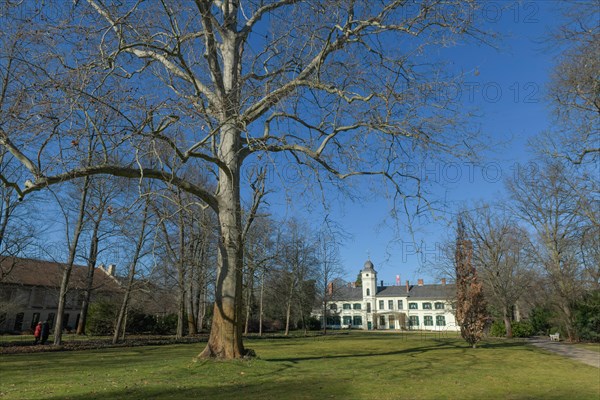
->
[455, 216, 488, 348]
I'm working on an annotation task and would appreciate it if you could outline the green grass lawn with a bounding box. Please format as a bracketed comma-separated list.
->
[1, 331, 598, 400]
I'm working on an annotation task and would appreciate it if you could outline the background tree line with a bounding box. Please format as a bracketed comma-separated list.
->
[450, 1, 598, 343]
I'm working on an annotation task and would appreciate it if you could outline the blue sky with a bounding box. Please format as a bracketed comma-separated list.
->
[270, 1, 564, 285]
[25, 1, 568, 284]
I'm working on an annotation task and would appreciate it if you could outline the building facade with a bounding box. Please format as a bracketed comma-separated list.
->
[0, 257, 122, 333]
[315, 260, 459, 331]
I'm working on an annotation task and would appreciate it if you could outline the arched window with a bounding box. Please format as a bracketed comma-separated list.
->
[366, 288, 370, 296]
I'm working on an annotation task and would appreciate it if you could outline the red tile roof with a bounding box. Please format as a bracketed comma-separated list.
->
[0, 256, 122, 293]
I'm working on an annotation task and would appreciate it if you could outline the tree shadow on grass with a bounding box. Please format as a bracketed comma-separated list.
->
[263, 340, 453, 363]
[42, 377, 347, 400]
[265, 338, 534, 364]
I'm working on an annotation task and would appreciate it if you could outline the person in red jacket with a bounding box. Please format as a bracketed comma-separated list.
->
[34, 322, 42, 345]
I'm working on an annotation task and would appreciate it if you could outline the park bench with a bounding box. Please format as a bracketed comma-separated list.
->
[549, 333, 560, 341]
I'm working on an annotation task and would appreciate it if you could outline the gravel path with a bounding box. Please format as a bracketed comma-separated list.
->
[529, 337, 600, 368]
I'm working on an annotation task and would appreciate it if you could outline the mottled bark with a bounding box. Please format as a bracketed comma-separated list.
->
[198, 123, 245, 358]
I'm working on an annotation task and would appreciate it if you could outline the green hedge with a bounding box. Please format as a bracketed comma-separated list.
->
[489, 320, 534, 338]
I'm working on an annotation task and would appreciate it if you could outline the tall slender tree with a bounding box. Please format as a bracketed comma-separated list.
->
[52, 178, 90, 345]
[113, 196, 151, 344]
[455, 216, 487, 348]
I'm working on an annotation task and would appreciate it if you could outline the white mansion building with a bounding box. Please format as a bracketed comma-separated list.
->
[315, 260, 459, 331]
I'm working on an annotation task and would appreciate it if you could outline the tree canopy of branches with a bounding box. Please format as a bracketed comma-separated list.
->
[463, 205, 532, 338]
[455, 216, 487, 348]
[508, 161, 597, 341]
[536, 1, 599, 165]
[1, 1, 488, 358]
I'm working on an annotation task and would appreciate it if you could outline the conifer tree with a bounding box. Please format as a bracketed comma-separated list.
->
[455, 216, 488, 348]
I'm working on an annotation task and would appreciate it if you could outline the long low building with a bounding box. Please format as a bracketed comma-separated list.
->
[313, 260, 459, 331]
[0, 257, 122, 333]
[0, 257, 177, 334]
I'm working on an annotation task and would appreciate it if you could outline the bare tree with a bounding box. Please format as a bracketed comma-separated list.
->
[455, 216, 487, 348]
[1, 1, 490, 358]
[76, 176, 122, 335]
[463, 205, 533, 338]
[242, 216, 276, 335]
[507, 162, 588, 341]
[113, 196, 151, 344]
[52, 178, 90, 345]
[315, 229, 344, 335]
[0, 152, 37, 281]
[535, 1, 599, 165]
[0, 23, 39, 278]
[278, 219, 317, 335]
[154, 189, 193, 339]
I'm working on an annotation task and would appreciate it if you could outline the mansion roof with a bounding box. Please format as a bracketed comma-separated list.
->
[331, 283, 456, 301]
[378, 284, 455, 300]
[332, 286, 363, 301]
[0, 256, 121, 293]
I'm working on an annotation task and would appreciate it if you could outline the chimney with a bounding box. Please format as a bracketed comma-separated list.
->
[327, 281, 333, 296]
[418, 279, 424, 286]
[441, 278, 446, 285]
[406, 280, 410, 293]
[380, 280, 384, 288]
[396, 275, 400, 286]
[107, 264, 116, 276]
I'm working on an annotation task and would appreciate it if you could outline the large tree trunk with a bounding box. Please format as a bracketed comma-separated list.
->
[198, 230, 244, 358]
[197, 123, 245, 359]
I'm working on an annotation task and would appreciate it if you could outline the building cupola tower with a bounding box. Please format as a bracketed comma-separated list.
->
[361, 260, 377, 304]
